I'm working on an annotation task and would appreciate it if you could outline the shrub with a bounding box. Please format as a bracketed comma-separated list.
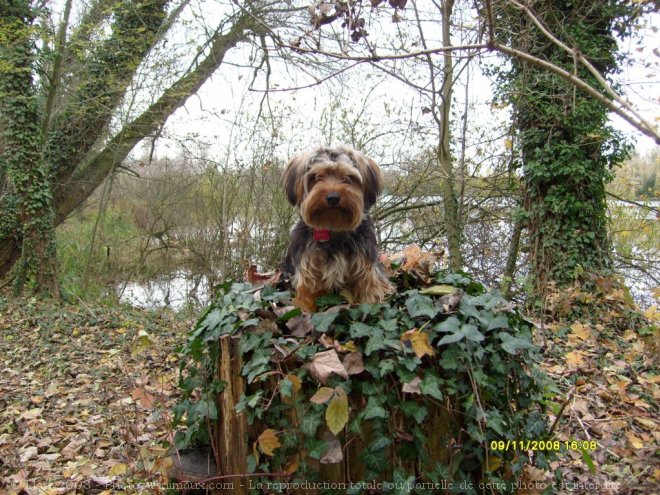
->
[173, 271, 554, 494]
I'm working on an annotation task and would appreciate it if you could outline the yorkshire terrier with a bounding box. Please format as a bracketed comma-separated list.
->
[281, 145, 394, 311]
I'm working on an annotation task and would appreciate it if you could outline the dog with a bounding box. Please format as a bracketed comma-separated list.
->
[281, 145, 394, 311]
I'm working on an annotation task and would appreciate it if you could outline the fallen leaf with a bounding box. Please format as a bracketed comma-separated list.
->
[258, 429, 281, 457]
[420, 285, 458, 296]
[438, 292, 463, 312]
[20, 446, 38, 463]
[326, 387, 349, 435]
[284, 456, 299, 474]
[131, 388, 155, 409]
[626, 432, 644, 449]
[342, 352, 365, 375]
[402, 376, 422, 394]
[286, 314, 313, 337]
[570, 322, 591, 341]
[109, 462, 128, 476]
[310, 387, 335, 404]
[401, 329, 435, 359]
[305, 350, 349, 384]
[320, 431, 344, 464]
[565, 351, 586, 368]
[20, 408, 42, 420]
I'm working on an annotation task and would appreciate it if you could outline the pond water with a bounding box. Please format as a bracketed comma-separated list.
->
[118, 200, 658, 312]
[117, 270, 211, 311]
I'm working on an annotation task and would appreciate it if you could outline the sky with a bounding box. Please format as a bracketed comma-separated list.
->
[48, 0, 659, 167]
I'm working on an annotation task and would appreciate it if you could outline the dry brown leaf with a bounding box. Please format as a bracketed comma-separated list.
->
[565, 350, 586, 368]
[20, 408, 42, 420]
[131, 388, 155, 409]
[320, 431, 344, 464]
[570, 322, 591, 341]
[19, 446, 38, 463]
[284, 456, 299, 474]
[402, 376, 422, 394]
[286, 313, 313, 337]
[342, 352, 365, 375]
[258, 429, 281, 457]
[305, 350, 349, 385]
[310, 387, 335, 404]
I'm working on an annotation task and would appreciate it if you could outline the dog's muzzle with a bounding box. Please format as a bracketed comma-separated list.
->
[326, 192, 340, 207]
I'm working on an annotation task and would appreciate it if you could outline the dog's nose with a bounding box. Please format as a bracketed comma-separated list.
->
[326, 192, 340, 207]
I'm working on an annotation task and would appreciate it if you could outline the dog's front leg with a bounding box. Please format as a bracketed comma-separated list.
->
[293, 283, 326, 312]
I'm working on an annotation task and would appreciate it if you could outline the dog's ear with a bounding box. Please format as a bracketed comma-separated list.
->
[281, 153, 309, 206]
[349, 150, 384, 209]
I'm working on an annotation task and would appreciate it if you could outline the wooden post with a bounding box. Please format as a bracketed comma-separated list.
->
[216, 335, 248, 495]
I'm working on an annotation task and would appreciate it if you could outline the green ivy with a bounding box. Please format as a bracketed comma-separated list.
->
[174, 273, 556, 494]
[492, 0, 637, 300]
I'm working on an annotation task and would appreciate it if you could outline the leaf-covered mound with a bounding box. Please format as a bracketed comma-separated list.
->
[173, 271, 555, 493]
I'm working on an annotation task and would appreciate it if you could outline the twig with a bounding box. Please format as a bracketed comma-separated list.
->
[549, 386, 576, 435]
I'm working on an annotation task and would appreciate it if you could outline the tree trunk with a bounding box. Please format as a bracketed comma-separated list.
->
[502, 0, 631, 299]
[0, 0, 60, 297]
[437, 0, 462, 272]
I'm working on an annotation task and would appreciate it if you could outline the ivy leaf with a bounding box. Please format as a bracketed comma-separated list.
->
[434, 316, 461, 333]
[311, 311, 338, 332]
[365, 328, 387, 355]
[405, 293, 439, 319]
[350, 321, 375, 338]
[486, 315, 510, 331]
[307, 438, 329, 459]
[462, 324, 484, 342]
[499, 332, 535, 354]
[437, 331, 465, 346]
[300, 413, 322, 437]
[326, 387, 349, 435]
[400, 401, 428, 424]
[258, 429, 281, 456]
[363, 396, 389, 420]
[420, 374, 443, 400]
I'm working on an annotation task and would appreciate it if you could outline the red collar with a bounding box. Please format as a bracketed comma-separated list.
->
[313, 228, 330, 242]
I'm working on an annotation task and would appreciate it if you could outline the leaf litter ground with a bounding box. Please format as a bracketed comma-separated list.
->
[0, 286, 658, 494]
[0, 297, 189, 494]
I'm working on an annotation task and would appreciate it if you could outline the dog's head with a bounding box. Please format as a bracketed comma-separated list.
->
[281, 145, 384, 231]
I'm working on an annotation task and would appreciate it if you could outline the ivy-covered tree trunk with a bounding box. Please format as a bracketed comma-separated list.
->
[503, 0, 632, 299]
[0, 1, 60, 297]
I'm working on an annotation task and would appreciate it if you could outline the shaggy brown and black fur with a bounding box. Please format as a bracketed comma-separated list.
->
[281, 145, 393, 311]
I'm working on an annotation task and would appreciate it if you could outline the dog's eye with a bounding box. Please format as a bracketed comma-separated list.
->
[314, 174, 324, 182]
[343, 176, 352, 184]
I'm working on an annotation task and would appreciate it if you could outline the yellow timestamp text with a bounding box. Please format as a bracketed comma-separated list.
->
[489, 440, 598, 452]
